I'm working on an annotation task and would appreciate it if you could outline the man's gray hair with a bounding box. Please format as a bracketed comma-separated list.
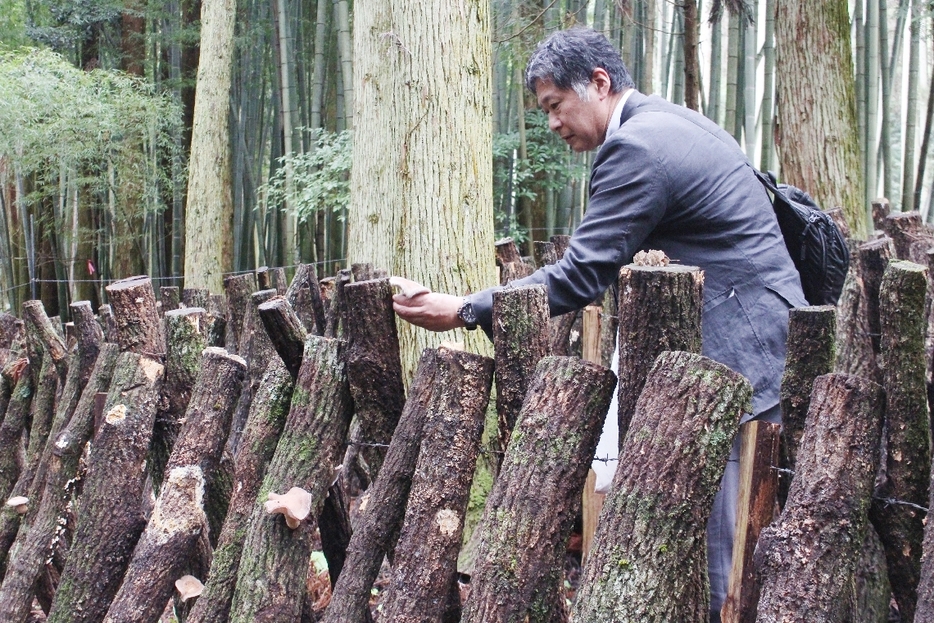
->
[525, 27, 635, 99]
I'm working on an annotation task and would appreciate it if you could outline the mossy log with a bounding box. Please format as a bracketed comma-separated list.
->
[151, 307, 207, 491]
[571, 351, 751, 622]
[374, 344, 493, 623]
[286, 263, 326, 336]
[915, 467, 934, 621]
[341, 278, 405, 480]
[615, 265, 704, 443]
[461, 356, 616, 623]
[103, 348, 246, 623]
[105, 276, 165, 357]
[755, 373, 885, 621]
[0, 344, 118, 623]
[186, 359, 294, 623]
[492, 284, 550, 471]
[778, 305, 836, 505]
[869, 259, 931, 621]
[0, 360, 35, 503]
[222, 272, 258, 355]
[228, 336, 352, 623]
[258, 296, 307, 378]
[834, 240, 877, 381]
[45, 351, 164, 623]
[323, 347, 490, 623]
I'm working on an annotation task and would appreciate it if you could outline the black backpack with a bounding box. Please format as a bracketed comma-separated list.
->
[754, 170, 849, 306]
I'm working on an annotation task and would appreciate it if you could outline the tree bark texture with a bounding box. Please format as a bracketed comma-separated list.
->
[492, 284, 550, 471]
[615, 265, 704, 444]
[778, 305, 836, 506]
[915, 458, 934, 621]
[0, 344, 118, 623]
[21, 300, 67, 375]
[859, 237, 895, 359]
[341, 278, 405, 480]
[323, 347, 489, 623]
[0, 312, 23, 350]
[869, 259, 930, 621]
[834, 241, 877, 381]
[45, 352, 164, 623]
[161, 286, 181, 313]
[754, 373, 885, 622]
[228, 336, 352, 623]
[98, 304, 119, 344]
[883, 211, 925, 261]
[0, 362, 34, 503]
[775, 0, 866, 235]
[376, 353, 494, 623]
[571, 351, 752, 622]
[258, 296, 307, 378]
[182, 287, 210, 309]
[324, 270, 350, 339]
[223, 272, 257, 355]
[286, 263, 326, 336]
[186, 359, 294, 623]
[461, 356, 616, 623]
[105, 276, 166, 357]
[103, 348, 246, 623]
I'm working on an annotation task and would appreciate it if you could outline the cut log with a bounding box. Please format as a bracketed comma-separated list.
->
[160, 286, 181, 313]
[257, 296, 307, 378]
[571, 351, 752, 622]
[373, 349, 493, 623]
[616, 265, 704, 443]
[884, 211, 924, 259]
[869, 259, 931, 621]
[286, 263, 326, 336]
[0, 361, 35, 502]
[223, 272, 257, 355]
[182, 287, 209, 309]
[21, 301, 67, 375]
[495, 238, 523, 266]
[105, 276, 166, 356]
[186, 359, 294, 623]
[0, 344, 119, 623]
[228, 336, 353, 623]
[103, 348, 246, 623]
[778, 305, 836, 506]
[755, 373, 885, 621]
[859, 237, 894, 356]
[323, 347, 487, 623]
[492, 284, 550, 470]
[98, 304, 118, 343]
[916, 465, 934, 621]
[205, 294, 228, 347]
[549, 235, 570, 258]
[45, 351, 164, 623]
[871, 198, 890, 231]
[834, 240, 877, 380]
[0, 312, 23, 349]
[324, 269, 351, 338]
[341, 278, 405, 480]
[461, 356, 616, 623]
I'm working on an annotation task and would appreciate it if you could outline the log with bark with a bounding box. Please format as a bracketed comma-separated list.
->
[869, 259, 931, 621]
[571, 350, 752, 622]
[223, 272, 258, 355]
[105, 275, 166, 357]
[754, 374, 885, 621]
[778, 305, 836, 505]
[186, 359, 294, 623]
[0, 344, 119, 623]
[286, 263, 326, 336]
[0, 312, 23, 350]
[45, 351, 164, 623]
[834, 240, 877, 381]
[461, 356, 616, 623]
[916, 462, 934, 621]
[492, 284, 550, 472]
[257, 297, 307, 378]
[228, 336, 353, 623]
[859, 237, 894, 357]
[373, 348, 493, 623]
[161, 286, 181, 313]
[324, 269, 351, 338]
[102, 348, 246, 623]
[615, 264, 704, 443]
[323, 347, 490, 623]
[0, 358, 35, 503]
[97, 304, 118, 343]
[884, 211, 924, 259]
[21, 300, 67, 376]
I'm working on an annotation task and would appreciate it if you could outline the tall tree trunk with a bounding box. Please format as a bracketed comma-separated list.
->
[901, 0, 921, 212]
[743, 1, 757, 157]
[683, 0, 700, 111]
[865, 0, 880, 201]
[759, 0, 775, 171]
[725, 11, 740, 142]
[707, 9, 722, 123]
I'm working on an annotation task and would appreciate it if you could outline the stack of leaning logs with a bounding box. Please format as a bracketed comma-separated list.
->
[2, 203, 934, 623]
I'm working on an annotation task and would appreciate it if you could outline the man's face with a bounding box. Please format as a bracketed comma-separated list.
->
[536, 79, 607, 153]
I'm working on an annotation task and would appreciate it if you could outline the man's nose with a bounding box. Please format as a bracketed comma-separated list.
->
[548, 113, 561, 131]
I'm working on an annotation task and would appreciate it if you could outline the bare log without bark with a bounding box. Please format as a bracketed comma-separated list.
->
[228, 336, 353, 623]
[869, 259, 931, 621]
[0, 344, 119, 623]
[778, 305, 836, 505]
[45, 352, 164, 623]
[616, 265, 704, 443]
[341, 278, 405, 480]
[492, 284, 550, 470]
[103, 348, 246, 623]
[258, 296, 307, 378]
[286, 263, 326, 336]
[105, 276, 166, 356]
[375, 349, 493, 623]
[755, 374, 885, 621]
[462, 356, 616, 623]
[323, 347, 489, 623]
[186, 360, 294, 623]
[571, 351, 752, 622]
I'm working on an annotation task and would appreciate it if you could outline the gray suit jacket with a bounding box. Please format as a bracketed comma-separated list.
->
[468, 91, 807, 416]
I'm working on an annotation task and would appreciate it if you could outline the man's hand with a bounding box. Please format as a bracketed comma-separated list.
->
[390, 276, 466, 332]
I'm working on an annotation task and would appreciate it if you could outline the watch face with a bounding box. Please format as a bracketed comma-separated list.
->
[459, 301, 477, 327]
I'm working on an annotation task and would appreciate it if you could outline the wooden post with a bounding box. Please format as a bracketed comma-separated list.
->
[572, 351, 752, 622]
[581, 304, 606, 565]
[869, 259, 930, 621]
[375, 351, 494, 623]
[720, 420, 780, 623]
[323, 348, 490, 623]
[493, 284, 550, 468]
[461, 356, 616, 623]
[616, 264, 704, 443]
[755, 374, 885, 620]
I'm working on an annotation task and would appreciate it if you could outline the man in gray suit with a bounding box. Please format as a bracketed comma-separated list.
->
[393, 27, 806, 619]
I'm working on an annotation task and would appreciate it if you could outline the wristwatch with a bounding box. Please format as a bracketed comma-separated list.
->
[457, 299, 478, 331]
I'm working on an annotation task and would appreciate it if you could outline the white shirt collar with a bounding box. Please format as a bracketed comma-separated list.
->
[604, 88, 635, 143]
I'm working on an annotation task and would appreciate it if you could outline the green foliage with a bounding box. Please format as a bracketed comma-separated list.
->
[0, 0, 29, 47]
[261, 129, 352, 225]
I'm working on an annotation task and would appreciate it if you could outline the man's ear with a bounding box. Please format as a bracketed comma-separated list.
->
[590, 68, 613, 98]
